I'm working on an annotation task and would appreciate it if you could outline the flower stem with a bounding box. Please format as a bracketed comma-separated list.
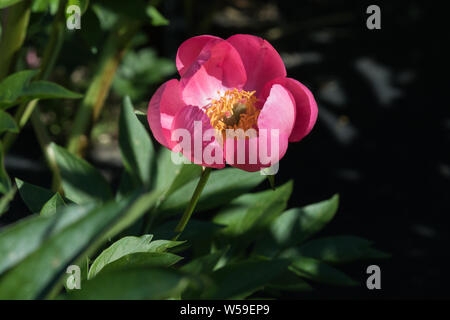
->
[66, 21, 140, 156]
[30, 108, 62, 192]
[174, 166, 212, 237]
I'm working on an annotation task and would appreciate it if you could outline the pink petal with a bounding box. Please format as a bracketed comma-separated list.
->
[170, 105, 225, 169]
[147, 79, 186, 149]
[224, 84, 295, 171]
[180, 40, 247, 108]
[257, 84, 296, 164]
[260, 77, 318, 142]
[223, 135, 265, 172]
[226, 34, 286, 94]
[176, 35, 222, 77]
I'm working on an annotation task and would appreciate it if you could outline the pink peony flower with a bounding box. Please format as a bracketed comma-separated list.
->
[147, 34, 318, 172]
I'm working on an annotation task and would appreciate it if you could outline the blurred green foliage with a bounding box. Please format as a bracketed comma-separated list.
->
[113, 49, 176, 102]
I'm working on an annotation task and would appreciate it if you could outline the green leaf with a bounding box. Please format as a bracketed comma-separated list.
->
[51, 143, 113, 204]
[146, 5, 169, 26]
[68, 268, 189, 299]
[0, 70, 37, 108]
[180, 250, 226, 275]
[115, 169, 139, 200]
[159, 168, 266, 214]
[88, 234, 154, 279]
[0, 203, 95, 276]
[39, 193, 66, 217]
[15, 178, 54, 213]
[66, 0, 89, 15]
[100, 252, 182, 274]
[32, 0, 60, 13]
[202, 258, 290, 299]
[145, 239, 185, 252]
[135, 110, 149, 130]
[274, 194, 339, 244]
[22, 81, 83, 100]
[155, 147, 201, 195]
[255, 194, 339, 257]
[0, 110, 18, 134]
[0, 142, 11, 194]
[104, 190, 162, 239]
[213, 181, 293, 238]
[153, 219, 223, 242]
[0, 189, 160, 288]
[0, 196, 138, 299]
[88, 234, 183, 279]
[267, 174, 275, 190]
[0, 0, 24, 9]
[297, 235, 390, 264]
[180, 250, 228, 300]
[152, 219, 223, 255]
[0, 187, 16, 217]
[266, 270, 313, 292]
[118, 96, 154, 186]
[0, 70, 82, 109]
[288, 255, 358, 287]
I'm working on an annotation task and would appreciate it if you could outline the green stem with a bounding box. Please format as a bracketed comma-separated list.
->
[2, 99, 37, 152]
[37, 0, 66, 80]
[30, 108, 62, 192]
[0, 0, 31, 80]
[27, 1, 66, 192]
[66, 21, 140, 156]
[174, 167, 212, 237]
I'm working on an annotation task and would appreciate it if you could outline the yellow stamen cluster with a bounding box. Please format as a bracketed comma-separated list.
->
[206, 89, 260, 132]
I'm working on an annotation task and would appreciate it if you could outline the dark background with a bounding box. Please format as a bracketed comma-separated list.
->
[2, 0, 449, 298]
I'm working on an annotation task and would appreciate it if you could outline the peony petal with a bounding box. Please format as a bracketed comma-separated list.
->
[223, 84, 295, 172]
[257, 84, 296, 165]
[176, 35, 222, 77]
[226, 34, 286, 94]
[147, 79, 186, 149]
[260, 77, 318, 142]
[180, 39, 247, 108]
[224, 134, 265, 172]
[170, 105, 225, 168]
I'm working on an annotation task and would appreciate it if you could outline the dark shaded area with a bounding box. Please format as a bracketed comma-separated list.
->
[155, 0, 449, 299]
[2, 0, 448, 298]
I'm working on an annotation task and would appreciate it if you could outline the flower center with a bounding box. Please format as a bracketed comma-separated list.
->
[206, 89, 260, 132]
